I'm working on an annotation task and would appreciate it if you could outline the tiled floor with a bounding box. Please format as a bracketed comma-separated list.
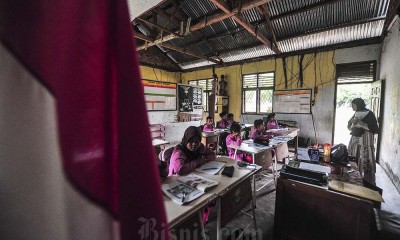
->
[376, 163, 400, 215]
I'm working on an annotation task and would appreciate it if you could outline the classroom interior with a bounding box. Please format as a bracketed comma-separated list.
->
[1, 0, 400, 240]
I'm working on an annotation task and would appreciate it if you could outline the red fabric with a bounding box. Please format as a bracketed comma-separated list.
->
[0, 1, 168, 239]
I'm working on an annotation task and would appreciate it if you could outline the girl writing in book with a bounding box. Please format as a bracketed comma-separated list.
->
[203, 116, 214, 132]
[169, 126, 216, 176]
[226, 123, 252, 163]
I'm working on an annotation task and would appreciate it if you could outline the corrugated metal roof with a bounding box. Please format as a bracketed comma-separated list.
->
[135, 0, 390, 71]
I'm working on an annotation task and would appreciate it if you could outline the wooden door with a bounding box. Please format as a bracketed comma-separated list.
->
[370, 80, 384, 163]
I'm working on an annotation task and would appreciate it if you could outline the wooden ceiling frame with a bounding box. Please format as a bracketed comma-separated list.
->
[210, 0, 279, 54]
[135, 0, 272, 51]
[150, 0, 347, 50]
[136, 17, 184, 38]
[257, 5, 279, 53]
[175, 16, 385, 66]
[135, 33, 220, 64]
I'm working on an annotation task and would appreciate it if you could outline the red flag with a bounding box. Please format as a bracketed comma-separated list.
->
[0, 1, 168, 239]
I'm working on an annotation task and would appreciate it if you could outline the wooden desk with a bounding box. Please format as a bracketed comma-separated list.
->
[274, 168, 374, 240]
[201, 131, 221, 153]
[163, 157, 261, 240]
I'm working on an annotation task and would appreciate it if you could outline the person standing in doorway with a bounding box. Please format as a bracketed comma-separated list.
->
[347, 98, 379, 185]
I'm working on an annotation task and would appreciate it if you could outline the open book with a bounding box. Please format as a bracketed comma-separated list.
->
[162, 173, 219, 205]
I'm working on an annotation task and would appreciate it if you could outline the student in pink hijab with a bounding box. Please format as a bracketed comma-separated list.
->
[168, 126, 216, 176]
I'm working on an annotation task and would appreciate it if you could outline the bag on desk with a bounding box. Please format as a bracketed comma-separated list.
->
[254, 138, 269, 146]
[330, 144, 348, 163]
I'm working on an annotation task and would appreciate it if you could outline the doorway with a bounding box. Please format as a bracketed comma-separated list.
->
[333, 83, 372, 145]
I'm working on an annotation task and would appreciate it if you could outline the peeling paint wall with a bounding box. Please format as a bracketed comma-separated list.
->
[379, 17, 400, 192]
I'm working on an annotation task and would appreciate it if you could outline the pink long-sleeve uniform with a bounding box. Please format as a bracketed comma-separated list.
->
[168, 144, 216, 176]
[225, 134, 244, 160]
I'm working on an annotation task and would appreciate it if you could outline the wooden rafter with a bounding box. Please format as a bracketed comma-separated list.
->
[257, 5, 279, 52]
[203, 37, 223, 62]
[136, 0, 272, 51]
[210, 0, 280, 54]
[176, 16, 385, 66]
[135, 33, 220, 64]
[136, 17, 183, 38]
[152, 8, 182, 23]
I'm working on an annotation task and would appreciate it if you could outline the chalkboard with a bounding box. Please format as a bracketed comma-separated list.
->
[273, 89, 312, 114]
[142, 80, 177, 111]
[178, 84, 202, 112]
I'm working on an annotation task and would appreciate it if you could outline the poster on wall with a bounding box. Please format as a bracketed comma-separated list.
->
[178, 84, 202, 112]
[273, 89, 312, 114]
[142, 80, 177, 111]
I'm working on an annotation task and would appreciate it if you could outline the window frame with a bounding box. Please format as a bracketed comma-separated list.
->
[241, 72, 275, 114]
[188, 78, 213, 112]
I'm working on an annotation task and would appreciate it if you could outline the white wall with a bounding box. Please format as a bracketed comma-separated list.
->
[0, 44, 114, 240]
[378, 17, 400, 192]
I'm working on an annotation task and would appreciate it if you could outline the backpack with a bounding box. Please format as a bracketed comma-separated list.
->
[330, 144, 348, 163]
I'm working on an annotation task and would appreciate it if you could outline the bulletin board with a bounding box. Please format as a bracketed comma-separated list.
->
[178, 84, 203, 112]
[273, 89, 312, 114]
[142, 80, 177, 111]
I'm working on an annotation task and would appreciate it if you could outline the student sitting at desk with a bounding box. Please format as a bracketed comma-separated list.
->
[216, 111, 229, 129]
[203, 116, 214, 132]
[169, 126, 216, 176]
[226, 123, 252, 162]
[227, 113, 238, 126]
[266, 112, 279, 130]
[250, 119, 269, 140]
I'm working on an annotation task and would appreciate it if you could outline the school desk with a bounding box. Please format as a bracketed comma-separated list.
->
[229, 141, 276, 191]
[274, 163, 374, 240]
[152, 138, 170, 147]
[163, 156, 262, 240]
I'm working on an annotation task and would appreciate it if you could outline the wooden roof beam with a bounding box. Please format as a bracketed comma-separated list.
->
[135, 33, 220, 64]
[152, 8, 183, 23]
[136, 0, 272, 51]
[210, 0, 280, 54]
[136, 17, 184, 38]
[257, 5, 279, 52]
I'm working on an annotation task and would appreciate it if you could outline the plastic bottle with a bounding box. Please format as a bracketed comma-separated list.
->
[323, 143, 331, 163]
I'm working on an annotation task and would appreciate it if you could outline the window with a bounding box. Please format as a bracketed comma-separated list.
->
[242, 72, 274, 114]
[189, 78, 213, 111]
[336, 61, 376, 84]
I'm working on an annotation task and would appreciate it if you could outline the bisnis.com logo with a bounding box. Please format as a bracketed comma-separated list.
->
[137, 217, 262, 240]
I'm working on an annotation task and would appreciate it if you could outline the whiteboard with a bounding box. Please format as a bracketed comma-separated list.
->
[142, 80, 177, 111]
[273, 89, 312, 114]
